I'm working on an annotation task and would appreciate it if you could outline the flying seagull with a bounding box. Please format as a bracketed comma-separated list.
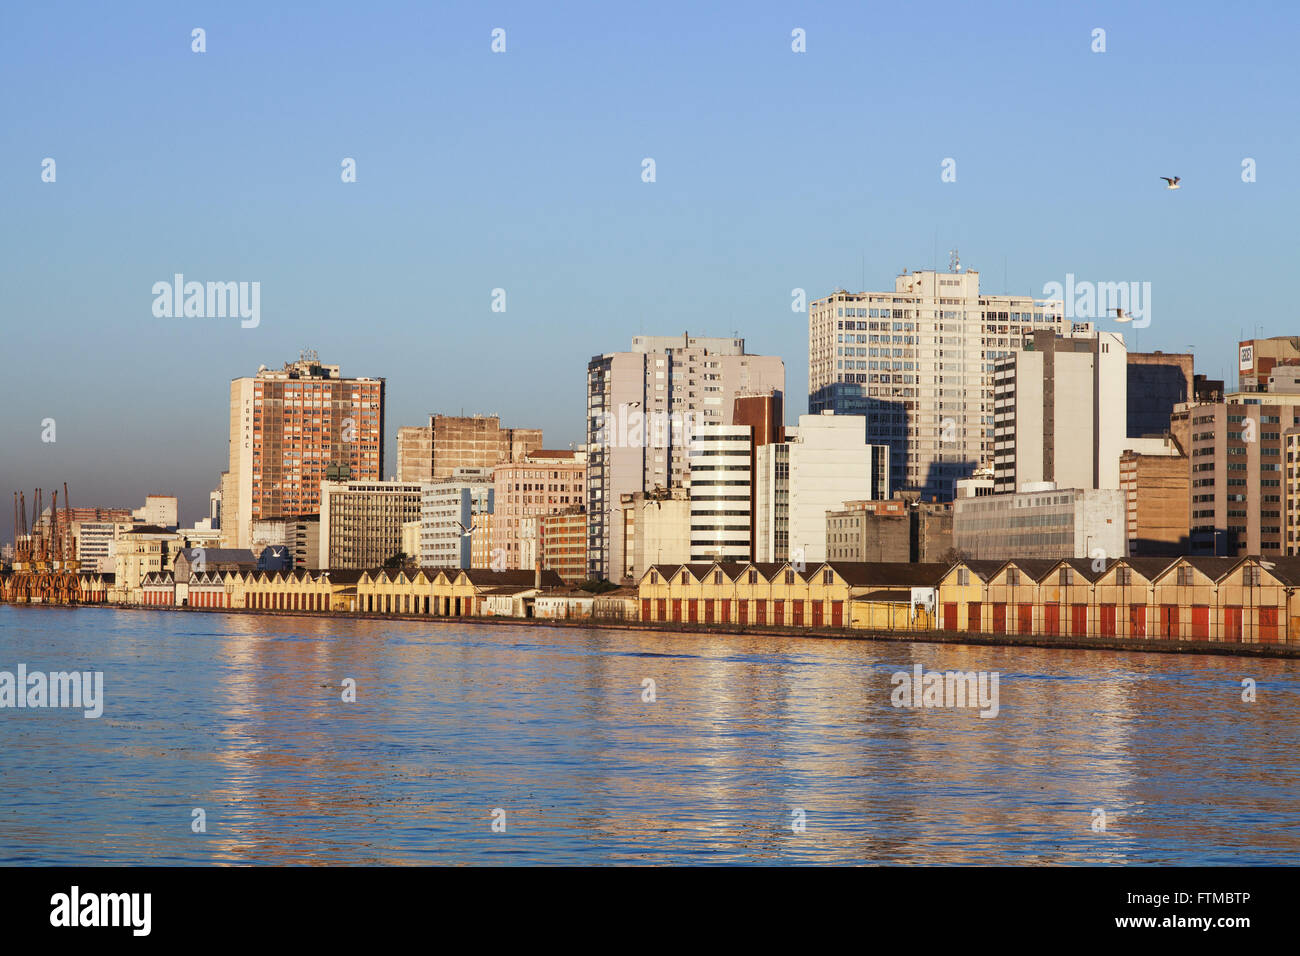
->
[1114, 308, 1134, 323]
[455, 520, 477, 538]
[1160, 176, 1181, 189]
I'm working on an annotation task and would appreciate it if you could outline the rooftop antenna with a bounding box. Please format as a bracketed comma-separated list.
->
[949, 248, 960, 273]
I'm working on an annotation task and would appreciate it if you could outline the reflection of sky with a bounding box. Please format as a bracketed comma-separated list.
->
[0, 604, 1297, 864]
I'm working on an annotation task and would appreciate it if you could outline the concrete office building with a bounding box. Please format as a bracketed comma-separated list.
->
[1171, 400, 1295, 556]
[585, 333, 784, 580]
[397, 414, 542, 484]
[540, 509, 587, 584]
[826, 498, 954, 563]
[618, 488, 691, 584]
[132, 495, 178, 529]
[1127, 351, 1193, 438]
[688, 424, 753, 562]
[783, 412, 890, 566]
[1238, 336, 1300, 391]
[993, 330, 1128, 493]
[492, 450, 586, 570]
[753, 442, 791, 563]
[809, 268, 1071, 499]
[420, 470, 494, 570]
[224, 353, 385, 550]
[1119, 438, 1189, 556]
[953, 484, 1126, 560]
[319, 480, 423, 570]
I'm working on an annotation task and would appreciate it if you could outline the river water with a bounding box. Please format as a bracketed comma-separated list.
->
[1, 605, 1296, 865]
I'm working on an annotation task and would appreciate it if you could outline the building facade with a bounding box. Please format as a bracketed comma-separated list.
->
[225, 354, 385, 549]
[1119, 439, 1189, 556]
[1172, 400, 1295, 556]
[953, 485, 1126, 560]
[688, 424, 753, 562]
[809, 269, 1071, 499]
[993, 330, 1128, 493]
[492, 450, 586, 570]
[397, 414, 542, 484]
[784, 412, 889, 566]
[618, 488, 691, 584]
[420, 471, 494, 569]
[585, 334, 784, 580]
[318, 480, 423, 570]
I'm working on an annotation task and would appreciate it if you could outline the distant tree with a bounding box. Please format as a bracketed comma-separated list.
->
[383, 552, 407, 569]
[578, 578, 618, 594]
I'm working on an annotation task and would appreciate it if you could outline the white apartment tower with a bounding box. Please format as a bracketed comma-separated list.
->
[809, 268, 1069, 500]
[586, 334, 784, 581]
[993, 329, 1128, 493]
[688, 424, 753, 562]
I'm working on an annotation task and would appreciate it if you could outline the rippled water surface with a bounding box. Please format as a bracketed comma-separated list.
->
[1, 605, 1297, 864]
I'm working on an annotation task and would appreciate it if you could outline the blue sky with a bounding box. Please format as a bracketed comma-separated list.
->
[1, 0, 1296, 533]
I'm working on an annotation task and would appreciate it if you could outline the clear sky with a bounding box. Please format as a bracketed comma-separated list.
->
[1, 0, 1296, 535]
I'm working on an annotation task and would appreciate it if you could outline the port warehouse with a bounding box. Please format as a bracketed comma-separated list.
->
[6, 554, 1300, 644]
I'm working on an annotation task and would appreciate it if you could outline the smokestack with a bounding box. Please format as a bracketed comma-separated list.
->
[535, 555, 542, 591]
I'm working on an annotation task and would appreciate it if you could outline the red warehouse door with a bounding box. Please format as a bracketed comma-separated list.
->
[1100, 604, 1116, 637]
[641, 599, 651, 621]
[1160, 604, 1178, 638]
[656, 599, 666, 621]
[737, 601, 748, 625]
[1017, 604, 1033, 634]
[1044, 604, 1060, 636]
[812, 602, 824, 627]
[773, 601, 784, 625]
[793, 601, 804, 626]
[688, 599, 698, 623]
[1130, 605, 1146, 638]
[755, 602, 766, 625]
[1191, 605, 1209, 639]
[831, 601, 844, 627]
[705, 600, 715, 623]
[720, 599, 731, 623]
[672, 599, 682, 622]
[992, 604, 1007, 634]
[1260, 606, 1279, 643]
[966, 602, 982, 631]
[943, 603, 958, 631]
[1071, 604, 1087, 636]
[1224, 606, 1243, 643]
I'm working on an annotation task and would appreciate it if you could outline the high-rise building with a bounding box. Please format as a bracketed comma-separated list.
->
[420, 469, 494, 569]
[688, 424, 753, 562]
[993, 330, 1128, 493]
[1171, 400, 1295, 556]
[225, 354, 385, 549]
[397, 414, 542, 483]
[784, 412, 889, 565]
[492, 450, 586, 570]
[585, 333, 784, 580]
[809, 269, 1070, 499]
[318, 480, 423, 570]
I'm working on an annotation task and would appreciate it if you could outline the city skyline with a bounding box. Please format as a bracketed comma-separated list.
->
[3, 1, 1296, 537]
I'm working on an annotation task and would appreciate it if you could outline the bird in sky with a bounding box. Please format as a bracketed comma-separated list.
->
[1160, 176, 1181, 189]
[455, 521, 477, 538]
[1114, 308, 1134, 323]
